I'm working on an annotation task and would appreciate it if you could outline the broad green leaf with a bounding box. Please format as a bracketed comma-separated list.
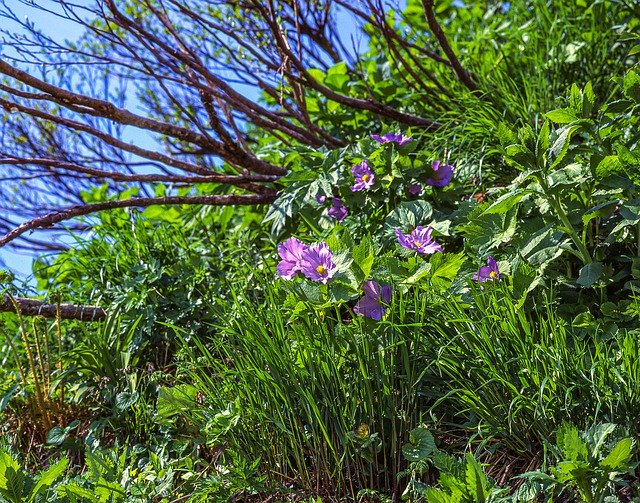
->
[385, 200, 433, 231]
[582, 200, 618, 225]
[402, 427, 437, 462]
[595, 155, 623, 179]
[464, 454, 490, 502]
[481, 189, 529, 215]
[556, 423, 588, 461]
[548, 125, 580, 169]
[545, 108, 578, 124]
[352, 237, 374, 278]
[114, 390, 140, 412]
[576, 262, 604, 287]
[429, 253, 466, 292]
[583, 423, 617, 457]
[552, 460, 591, 484]
[423, 488, 453, 503]
[600, 438, 634, 471]
[582, 82, 595, 118]
[623, 69, 640, 103]
[0, 466, 24, 503]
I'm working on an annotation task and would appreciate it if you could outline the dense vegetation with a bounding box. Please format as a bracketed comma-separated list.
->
[2, 0, 640, 501]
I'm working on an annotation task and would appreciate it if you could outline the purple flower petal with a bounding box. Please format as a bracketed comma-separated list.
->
[395, 228, 414, 251]
[350, 160, 375, 192]
[300, 242, 336, 283]
[327, 197, 348, 222]
[371, 132, 412, 146]
[407, 183, 423, 197]
[425, 160, 454, 187]
[277, 237, 308, 280]
[395, 226, 443, 255]
[473, 256, 500, 282]
[354, 280, 392, 321]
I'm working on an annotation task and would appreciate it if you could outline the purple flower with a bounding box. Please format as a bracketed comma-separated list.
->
[316, 194, 327, 204]
[327, 197, 348, 222]
[277, 236, 308, 280]
[350, 160, 375, 192]
[371, 132, 413, 146]
[425, 160, 454, 187]
[395, 226, 443, 255]
[407, 183, 423, 197]
[354, 281, 392, 321]
[300, 242, 336, 284]
[473, 256, 500, 282]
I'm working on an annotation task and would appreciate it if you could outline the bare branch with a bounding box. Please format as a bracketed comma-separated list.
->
[0, 193, 277, 249]
[421, 0, 478, 92]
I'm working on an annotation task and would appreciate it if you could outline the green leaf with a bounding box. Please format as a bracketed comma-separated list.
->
[28, 457, 68, 502]
[582, 200, 618, 225]
[548, 125, 580, 169]
[481, 189, 529, 215]
[0, 465, 24, 503]
[556, 423, 588, 461]
[385, 200, 433, 232]
[570, 83, 583, 115]
[595, 155, 623, 179]
[352, 237, 374, 278]
[545, 108, 578, 124]
[114, 390, 140, 412]
[402, 427, 437, 462]
[623, 70, 640, 103]
[429, 253, 466, 292]
[582, 82, 595, 118]
[600, 438, 634, 471]
[576, 262, 604, 287]
[464, 454, 490, 503]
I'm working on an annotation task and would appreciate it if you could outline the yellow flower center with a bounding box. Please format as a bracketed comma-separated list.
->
[414, 242, 422, 248]
[362, 174, 370, 182]
[489, 270, 498, 279]
[316, 265, 326, 275]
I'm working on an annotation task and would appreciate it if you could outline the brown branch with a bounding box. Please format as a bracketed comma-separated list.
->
[0, 158, 279, 184]
[421, 0, 478, 92]
[1, 295, 106, 321]
[0, 193, 277, 249]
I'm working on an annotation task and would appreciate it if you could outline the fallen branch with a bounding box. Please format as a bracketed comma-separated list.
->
[1, 295, 106, 321]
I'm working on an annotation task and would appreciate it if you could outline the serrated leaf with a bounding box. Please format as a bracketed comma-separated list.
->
[429, 253, 466, 292]
[352, 238, 374, 278]
[600, 438, 634, 471]
[595, 156, 623, 179]
[582, 82, 595, 118]
[548, 125, 580, 169]
[556, 423, 588, 461]
[464, 454, 490, 502]
[28, 457, 68, 502]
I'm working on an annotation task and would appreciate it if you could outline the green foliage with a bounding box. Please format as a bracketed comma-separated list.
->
[4, 0, 640, 501]
[518, 423, 638, 502]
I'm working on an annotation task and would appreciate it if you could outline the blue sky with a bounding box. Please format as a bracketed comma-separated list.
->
[1, 2, 87, 278]
[0, 1, 366, 280]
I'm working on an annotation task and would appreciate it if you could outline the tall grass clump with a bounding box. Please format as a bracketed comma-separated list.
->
[424, 282, 640, 455]
[178, 274, 437, 501]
